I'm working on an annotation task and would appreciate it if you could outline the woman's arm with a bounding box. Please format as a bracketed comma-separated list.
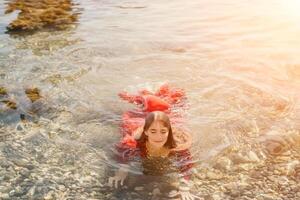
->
[168, 169, 200, 200]
[110, 139, 138, 188]
[170, 129, 194, 180]
[174, 149, 194, 180]
[133, 126, 143, 139]
[109, 148, 130, 188]
[174, 155, 199, 200]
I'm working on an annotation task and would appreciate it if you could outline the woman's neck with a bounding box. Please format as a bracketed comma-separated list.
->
[145, 141, 170, 157]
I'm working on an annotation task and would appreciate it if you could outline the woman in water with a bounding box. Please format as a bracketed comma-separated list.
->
[108, 111, 199, 200]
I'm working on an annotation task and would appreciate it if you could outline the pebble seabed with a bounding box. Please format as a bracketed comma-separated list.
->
[0, 115, 299, 200]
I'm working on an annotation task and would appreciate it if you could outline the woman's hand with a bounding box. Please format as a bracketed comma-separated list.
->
[108, 168, 128, 188]
[179, 190, 202, 200]
[176, 178, 201, 200]
[171, 129, 192, 152]
[168, 190, 202, 200]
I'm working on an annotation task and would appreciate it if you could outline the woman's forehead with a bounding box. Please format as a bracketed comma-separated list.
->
[149, 121, 168, 128]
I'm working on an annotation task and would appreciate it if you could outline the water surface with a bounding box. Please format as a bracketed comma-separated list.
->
[0, 0, 300, 199]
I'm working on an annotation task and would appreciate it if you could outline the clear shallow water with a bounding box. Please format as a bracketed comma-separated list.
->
[0, 0, 300, 199]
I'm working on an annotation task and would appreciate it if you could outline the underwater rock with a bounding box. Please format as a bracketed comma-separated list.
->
[26, 186, 36, 197]
[235, 163, 255, 171]
[206, 171, 224, 180]
[0, 86, 44, 123]
[214, 145, 262, 167]
[44, 68, 89, 86]
[0, 87, 8, 96]
[44, 190, 54, 200]
[224, 182, 249, 197]
[247, 151, 260, 162]
[25, 88, 42, 103]
[0, 86, 17, 110]
[256, 194, 278, 200]
[0, 193, 10, 200]
[5, 0, 80, 32]
[134, 186, 144, 191]
[286, 160, 299, 176]
[213, 157, 232, 171]
[0, 100, 17, 110]
[259, 130, 300, 156]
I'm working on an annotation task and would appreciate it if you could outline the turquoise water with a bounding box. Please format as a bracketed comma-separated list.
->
[1, 0, 300, 199]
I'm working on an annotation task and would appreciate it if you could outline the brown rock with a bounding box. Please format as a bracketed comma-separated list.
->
[259, 130, 300, 156]
[5, 0, 80, 32]
[0, 87, 8, 96]
[206, 171, 224, 180]
[1, 100, 17, 110]
[25, 87, 42, 102]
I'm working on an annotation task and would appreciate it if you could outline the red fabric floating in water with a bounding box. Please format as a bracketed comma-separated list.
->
[116, 84, 193, 179]
[142, 95, 170, 112]
[118, 84, 187, 147]
[119, 134, 137, 148]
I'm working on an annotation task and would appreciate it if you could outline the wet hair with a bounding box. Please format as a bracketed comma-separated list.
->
[137, 111, 176, 149]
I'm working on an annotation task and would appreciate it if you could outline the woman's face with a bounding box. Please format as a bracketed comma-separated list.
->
[145, 120, 169, 149]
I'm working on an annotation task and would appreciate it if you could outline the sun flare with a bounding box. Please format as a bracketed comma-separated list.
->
[279, 0, 300, 19]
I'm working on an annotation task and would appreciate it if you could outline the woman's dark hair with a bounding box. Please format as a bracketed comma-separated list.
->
[137, 111, 176, 149]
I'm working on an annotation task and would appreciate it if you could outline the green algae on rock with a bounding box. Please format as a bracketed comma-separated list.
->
[0, 86, 44, 123]
[1, 100, 17, 110]
[4, 0, 81, 32]
[0, 86, 17, 110]
[25, 87, 42, 103]
[0, 87, 8, 96]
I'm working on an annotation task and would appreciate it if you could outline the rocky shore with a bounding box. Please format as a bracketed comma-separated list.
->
[0, 114, 299, 199]
[191, 139, 300, 200]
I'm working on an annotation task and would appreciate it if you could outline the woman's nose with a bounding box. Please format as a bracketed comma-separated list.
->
[158, 133, 165, 139]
